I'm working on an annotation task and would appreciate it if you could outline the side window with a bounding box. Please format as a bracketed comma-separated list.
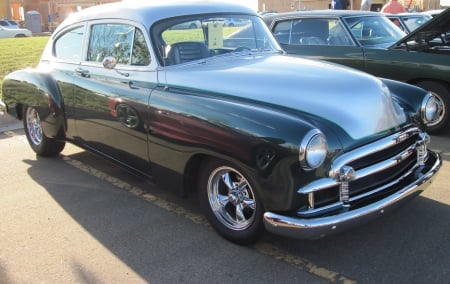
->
[87, 23, 150, 66]
[272, 20, 293, 44]
[290, 19, 328, 45]
[54, 26, 84, 61]
[327, 20, 353, 46]
[131, 28, 151, 66]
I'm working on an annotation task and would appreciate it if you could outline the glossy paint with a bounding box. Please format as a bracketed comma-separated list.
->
[264, 9, 450, 133]
[163, 54, 408, 140]
[0, 0, 442, 239]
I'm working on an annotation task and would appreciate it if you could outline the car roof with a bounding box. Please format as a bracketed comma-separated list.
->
[263, 10, 384, 27]
[392, 7, 450, 47]
[57, 0, 255, 31]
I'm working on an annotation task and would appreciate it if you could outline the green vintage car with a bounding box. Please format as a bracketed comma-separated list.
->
[0, 1, 442, 244]
[264, 8, 450, 133]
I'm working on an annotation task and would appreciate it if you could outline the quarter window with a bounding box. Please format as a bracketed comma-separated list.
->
[87, 24, 150, 66]
[54, 26, 84, 61]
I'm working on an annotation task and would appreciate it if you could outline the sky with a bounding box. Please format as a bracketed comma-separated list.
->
[441, 0, 450, 7]
[221, 0, 258, 10]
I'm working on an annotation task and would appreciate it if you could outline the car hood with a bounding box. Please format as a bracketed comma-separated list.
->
[163, 54, 407, 140]
[391, 7, 450, 48]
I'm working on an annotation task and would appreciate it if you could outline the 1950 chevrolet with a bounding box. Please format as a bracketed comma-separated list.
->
[0, 1, 442, 244]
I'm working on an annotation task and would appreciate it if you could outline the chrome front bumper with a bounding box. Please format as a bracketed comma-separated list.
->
[263, 152, 441, 240]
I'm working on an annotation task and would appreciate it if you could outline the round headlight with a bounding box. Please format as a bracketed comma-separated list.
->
[299, 129, 327, 171]
[421, 94, 442, 125]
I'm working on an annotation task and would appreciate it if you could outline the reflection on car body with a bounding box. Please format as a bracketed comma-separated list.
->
[0, 1, 442, 244]
[264, 8, 450, 134]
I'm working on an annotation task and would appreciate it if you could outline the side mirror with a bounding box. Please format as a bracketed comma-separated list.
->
[102, 56, 129, 77]
[103, 56, 117, 69]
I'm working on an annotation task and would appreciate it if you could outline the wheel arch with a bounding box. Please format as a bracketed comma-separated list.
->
[407, 78, 450, 92]
[2, 69, 67, 140]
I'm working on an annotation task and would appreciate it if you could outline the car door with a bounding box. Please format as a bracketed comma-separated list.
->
[271, 17, 365, 70]
[40, 24, 87, 139]
[72, 21, 155, 174]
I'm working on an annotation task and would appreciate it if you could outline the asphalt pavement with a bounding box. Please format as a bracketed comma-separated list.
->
[0, 114, 449, 284]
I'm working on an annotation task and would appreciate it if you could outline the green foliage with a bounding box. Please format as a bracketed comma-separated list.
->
[162, 27, 238, 44]
[0, 36, 49, 97]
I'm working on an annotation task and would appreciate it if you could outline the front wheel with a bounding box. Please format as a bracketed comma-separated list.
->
[198, 158, 264, 245]
[416, 81, 449, 134]
[23, 106, 65, 156]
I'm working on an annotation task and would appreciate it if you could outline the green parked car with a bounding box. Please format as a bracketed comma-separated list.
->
[264, 8, 450, 133]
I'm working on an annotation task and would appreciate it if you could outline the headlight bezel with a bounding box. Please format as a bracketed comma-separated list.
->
[299, 129, 328, 171]
[421, 93, 442, 126]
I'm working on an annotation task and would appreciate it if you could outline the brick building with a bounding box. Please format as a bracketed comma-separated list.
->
[6, 0, 119, 31]
[1, 0, 445, 33]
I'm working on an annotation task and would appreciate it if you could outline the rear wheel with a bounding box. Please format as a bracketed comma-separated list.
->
[199, 158, 264, 245]
[23, 106, 65, 156]
[416, 81, 449, 134]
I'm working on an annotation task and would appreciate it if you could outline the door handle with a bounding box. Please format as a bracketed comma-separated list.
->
[75, 68, 90, 78]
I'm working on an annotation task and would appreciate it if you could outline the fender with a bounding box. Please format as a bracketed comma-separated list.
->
[148, 87, 344, 211]
[2, 68, 67, 139]
[381, 78, 428, 114]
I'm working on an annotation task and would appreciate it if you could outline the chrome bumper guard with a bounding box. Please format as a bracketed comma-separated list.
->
[263, 152, 441, 239]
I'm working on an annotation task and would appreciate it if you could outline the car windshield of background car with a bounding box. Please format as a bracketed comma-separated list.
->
[153, 14, 281, 66]
[344, 16, 406, 47]
[402, 15, 432, 32]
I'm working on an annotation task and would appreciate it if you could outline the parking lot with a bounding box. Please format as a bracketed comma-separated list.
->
[0, 114, 449, 283]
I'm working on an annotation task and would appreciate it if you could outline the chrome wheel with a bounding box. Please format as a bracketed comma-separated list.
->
[207, 166, 256, 231]
[25, 107, 43, 146]
[23, 105, 65, 156]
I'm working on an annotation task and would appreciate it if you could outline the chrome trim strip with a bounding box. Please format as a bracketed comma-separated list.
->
[297, 201, 344, 218]
[298, 163, 419, 217]
[298, 177, 338, 194]
[299, 140, 418, 194]
[263, 152, 441, 240]
[348, 164, 419, 203]
[329, 127, 420, 179]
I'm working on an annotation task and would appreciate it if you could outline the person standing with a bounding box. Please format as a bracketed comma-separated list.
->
[332, 0, 349, 10]
[381, 0, 406, 13]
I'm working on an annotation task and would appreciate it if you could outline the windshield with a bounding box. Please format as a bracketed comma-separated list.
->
[151, 14, 281, 66]
[401, 15, 431, 32]
[344, 15, 406, 47]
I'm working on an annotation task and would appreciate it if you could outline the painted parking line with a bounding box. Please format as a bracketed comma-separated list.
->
[62, 154, 357, 284]
[3, 130, 356, 283]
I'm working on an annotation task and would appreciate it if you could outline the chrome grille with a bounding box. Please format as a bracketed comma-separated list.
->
[297, 127, 429, 218]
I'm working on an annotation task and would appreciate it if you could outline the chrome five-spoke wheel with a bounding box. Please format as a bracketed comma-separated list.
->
[25, 107, 44, 146]
[23, 106, 65, 156]
[199, 159, 264, 244]
[207, 166, 256, 231]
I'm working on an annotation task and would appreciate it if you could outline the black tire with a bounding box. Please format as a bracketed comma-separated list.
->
[416, 81, 449, 134]
[23, 106, 65, 156]
[198, 158, 264, 245]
